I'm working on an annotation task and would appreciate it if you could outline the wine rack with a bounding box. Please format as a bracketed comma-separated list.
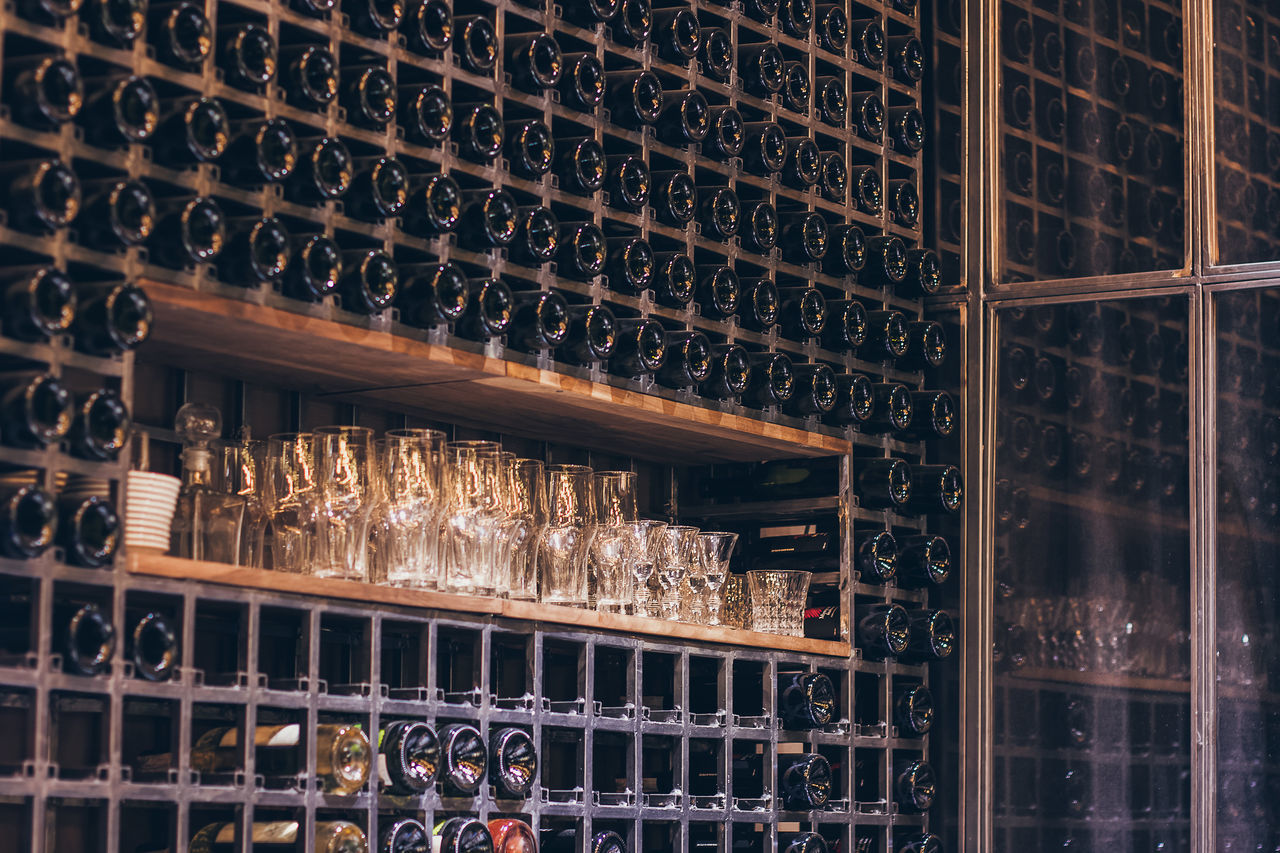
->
[998, 0, 1186, 281]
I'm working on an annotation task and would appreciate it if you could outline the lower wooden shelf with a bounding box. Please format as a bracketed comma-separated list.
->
[127, 552, 853, 658]
[1003, 666, 1190, 695]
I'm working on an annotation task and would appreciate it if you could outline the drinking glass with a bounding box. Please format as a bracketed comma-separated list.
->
[594, 471, 637, 524]
[697, 532, 738, 627]
[627, 520, 666, 617]
[218, 438, 267, 568]
[590, 471, 638, 611]
[747, 569, 811, 636]
[262, 433, 315, 573]
[504, 459, 546, 601]
[538, 464, 594, 607]
[719, 575, 751, 629]
[442, 440, 504, 595]
[655, 525, 700, 620]
[311, 426, 376, 581]
[377, 429, 445, 588]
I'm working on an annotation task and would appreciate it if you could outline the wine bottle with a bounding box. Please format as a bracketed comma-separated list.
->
[815, 76, 847, 127]
[851, 17, 885, 68]
[543, 829, 626, 853]
[899, 249, 942, 297]
[436, 723, 489, 796]
[2, 268, 75, 341]
[508, 291, 570, 352]
[828, 373, 874, 426]
[856, 602, 910, 659]
[779, 212, 828, 265]
[900, 321, 947, 370]
[785, 364, 838, 418]
[822, 300, 866, 353]
[507, 33, 562, 94]
[285, 137, 353, 203]
[57, 602, 115, 675]
[742, 122, 788, 175]
[283, 234, 342, 302]
[453, 15, 498, 74]
[77, 179, 155, 250]
[850, 91, 885, 141]
[903, 464, 963, 516]
[79, 75, 158, 148]
[561, 0, 619, 24]
[819, 152, 847, 203]
[458, 190, 519, 251]
[338, 249, 398, 315]
[888, 105, 926, 153]
[556, 137, 606, 196]
[780, 833, 829, 853]
[505, 120, 555, 179]
[510, 206, 559, 267]
[404, 0, 451, 54]
[850, 166, 882, 215]
[2, 158, 81, 233]
[894, 757, 936, 812]
[188, 821, 368, 852]
[397, 86, 450, 147]
[825, 226, 866, 278]
[380, 818, 429, 853]
[553, 53, 604, 114]
[781, 62, 810, 115]
[74, 282, 153, 354]
[488, 820, 536, 853]
[779, 0, 812, 36]
[222, 119, 298, 186]
[556, 222, 607, 280]
[863, 383, 912, 434]
[857, 530, 896, 583]
[743, 352, 795, 409]
[738, 277, 779, 332]
[658, 331, 713, 389]
[489, 727, 538, 799]
[558, 304, 617, 366]
[694, 265, 740, 320]
[0, 485, 58, 558]
[778, 672, 836, 729]
[348, 157, 411, 222]
[395, 263, 467, 329]
[651, 170, 697, 227]
[656, 90, 710, 148]
[653, 7, 700, 65]
[402, 174, 461, 238]
[894, 683, 934, 736]
[605, 237, 654, 294]
[150, 2, 213, 69]
[888, 35, 925, 83]
[453, 103, 504, 162]
[606, 70, 662, 128]
[343, 65, 398, 128]
[457, 279, 513, 342]
[740, 44, 785, 97]
[901, 609, 955, 663]
[606, 155, 650, 212]
[855, 458, 911, 511]
[699, 28, 733, 82]
[611, 0, 651, 45]
[126, 611, 178, 681]
[778, 287, 827, 340]
[895, 834, 942, 853]
[155, 97, 229, 165]
[904, 391, 956, 440]
[85, 0, 145, 44]
[69, 388, 131, 460]
[816, 5, 848, 54]
[860, 310, 909, 361]
[1, 374, 72, 448]
[889, 180, 920, 228]
[701, 344, 752, 401]
[59, 495, 119, 568]
[8, 57, 82, 129]
[741, 201, 778, 255]
[778, 753, 832, 810]
[378, 720, 439, 794]
[652, 253, 696, 308]
[705, 106, 744, 159]
[219, 24, 276, 90]
[280, 45, 339, 109]
[611, 319, 666, 378]
[698, 187, 740, 241]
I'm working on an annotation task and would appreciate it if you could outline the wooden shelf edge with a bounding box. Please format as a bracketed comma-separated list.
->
[127, 553, 852, 658]
[1004, 667, 1191, 695]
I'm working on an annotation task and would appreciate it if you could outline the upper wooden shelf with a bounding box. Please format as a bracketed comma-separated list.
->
[138, 281, 851, 463]
[127, 553, 852, 658]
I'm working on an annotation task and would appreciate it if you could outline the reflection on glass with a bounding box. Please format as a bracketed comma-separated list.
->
[925, 0, 965, 286]
[1000, 1, 1186, 280]
[1215, 289, 1280, 847]
[1214, 2, 1280, 265]
[994, 297, 1190, 850]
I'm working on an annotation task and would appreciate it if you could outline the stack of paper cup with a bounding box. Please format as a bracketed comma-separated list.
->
[124, 471, 181, 553]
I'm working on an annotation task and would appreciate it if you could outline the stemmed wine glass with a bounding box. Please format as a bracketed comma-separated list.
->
[628, 520, 666, 617]
[697, 532, 738, 626]
[656, 525, 700, 621]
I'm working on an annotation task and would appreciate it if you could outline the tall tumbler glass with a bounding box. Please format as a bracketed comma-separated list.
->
[219, 438, 267, 568]
[538, 464, 594, 607]
[629, 520, 666, 617]
[378, 429, 445, 588]
[311, 426, 376, 581]
[504, 458, 545, 601]
[656, 525, 700, 620]
[263, 433, 315, 573]
[697, 532, 739, 627]
[591, 471, 638, 611]
[442, 440, 504, 595]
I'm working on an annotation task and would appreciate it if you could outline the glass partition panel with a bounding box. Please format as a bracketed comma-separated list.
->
[993, 297, 1191, 850]
[1214, 289, 1280, 848]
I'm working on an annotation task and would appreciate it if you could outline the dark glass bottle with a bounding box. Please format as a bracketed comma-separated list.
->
[605, 237, 654, 294]
[896, 834, 942, 853]
[695, 265, 739, 320]
[2, 267, 76, 341]
[402, 174, 461, 237]
[781, 137, 821, 191]
[285, 137, 352, 204]
[699, 28, 733, 82]
[511, 206, 560, 267]
[780, 833, 829, 853]
[819, 152, 847, 204]
[453, 103, 504, 162]
[816, 4, 848, 53]
[396, 262, 469, 329]
[223, 119, 298, 186]
[903, 464, 963, 516]
[780, 213, 828, 265]
[80, 75, 159, 147]
[87, 0, 146, 46]
[778, 753, 832, 810]
[825, 226, 867, 277]
[558, 304, 617, 366]
[561, 0, 619, 23]
[701, 344, 752, 401]
[126, 611, 177, 681]
[58, 496, 119, 568]
[738, 278, 779, 332]
[281, 46, 339, 109]
[785, 364, 839, 418]
[653, 8, 700, 65]
[900, 321, 947, 370]
[740, 44, 785, 97]
[346, 0, 403, 36]
[778, 287, 826, 340]
[705, 106, 744, 159]
[777, 672, 836, 730]
[404, 0, 451, 54]
[556, 137, 607, 197]
[150, 2, 213, 69]
[458, 190, 519, 252]
[606, 70, 663, 128]
[743, 353, 795, 409]
[509, 291, 570, 352]
[657, 90, 710, 148]
[219, 24, 276, 90]
[863, 383, 912, 435]
[650, 253, 695, 309]
[901, 609, 955, 663]
[156, 97, 231, 166]
[0, 485, 56, 559]
[651, 170, 697, 227]
[857, 530, 896, 583]
[888, 35, 925, 83]
[815, 76, 847, 127]
[218, 217, 290, 285]
[611, 0, 651, 46]
[58, 602, 116, 676]
[433, 818, 493, 853]
[742, 122, 788, 175]
[489, 727, 537, 799]
[78, 179, 155, 250]
[505, 120, 555, 179]
[453, 15, 498, 74]
[338, 250, 398, 315]
[850, 17, 885, 69]
[559, 53, 605, 112]
[781, 62, 810, 115]
[740, 201, 778, 256]
[611, 319, 666, 378]
[888, 106, 926, 153]
[894, 683, 934, 737]
[606, 155, 651, 212]
[68, 388, 130, 462]
[9, 57, 82, 130]
[282, 235, 341, 303]
[851, 91, 885, 140]
[2, 158, 81, 233]
[699, 187, 740, 241]
[899, 249, 942, 297]
[889, 180, 920, 227]
[850, 166, 882, 215]
[779, 0, 812, 36]
[823, 301, 867, 353]
[346, 157, 409, 221]
[903, 391, 955, 440]
[342, 65, 397, 128]
[860, 310, 909, 361]
[381, 819, 431, 853]
[556, 222, 607, 280]
[457, 279, 513, 342]
[437, 723, 488, 796]
[856, 602, 910, 658]
[657, 331, 714, 389]
[508, 34, 562, 93]
[1, 374, 73, 447]
[74, 283, 153, 355]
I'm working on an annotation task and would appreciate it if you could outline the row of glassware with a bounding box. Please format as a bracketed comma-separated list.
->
[163, 404, 816, 631]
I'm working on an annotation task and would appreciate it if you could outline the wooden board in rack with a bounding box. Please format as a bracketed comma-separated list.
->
[139, 281, 851, 463]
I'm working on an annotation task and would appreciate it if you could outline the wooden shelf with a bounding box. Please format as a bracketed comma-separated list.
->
[137, 281, 851, 463]
[1002, 667, 1191, 695]
[127, 553, 853, 658]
